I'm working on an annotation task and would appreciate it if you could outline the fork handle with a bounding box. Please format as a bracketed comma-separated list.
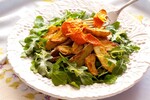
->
[118, 0, 138, 14]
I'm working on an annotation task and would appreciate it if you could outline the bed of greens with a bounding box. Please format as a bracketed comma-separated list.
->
[20, 10, 140, 89]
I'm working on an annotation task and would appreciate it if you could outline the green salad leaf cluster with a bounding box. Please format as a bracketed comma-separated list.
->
[21, 11, 140, 89]
[107, 22, 140, 75]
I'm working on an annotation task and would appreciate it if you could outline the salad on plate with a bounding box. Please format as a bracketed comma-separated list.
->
[20, 9, 140, 89]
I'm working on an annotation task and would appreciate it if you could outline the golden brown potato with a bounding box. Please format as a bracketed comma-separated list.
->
[84, 27, 111, 37]
[85, 54, 98, 76]
[100, 39, 118, 51]
[61, 39, 73, 46]
[57, 45, 72, 55]
[94, 46, 115, 72]
[72, 42, 84, 54]
[43, 25, 59, 39]
[43, 26, 68, 50]
[69, 44, 93, 67]
[43, 26, 60, 50]
[45, 40, 58, 50]
[51, 30, 68, 43]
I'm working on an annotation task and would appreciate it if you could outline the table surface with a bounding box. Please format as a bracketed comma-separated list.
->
[0, 0, 150, 100]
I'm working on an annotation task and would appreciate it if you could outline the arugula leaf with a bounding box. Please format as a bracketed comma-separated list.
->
[67, 72, 81, 89]
[109, 43, 140, 76]
[30, 50, 53, 76]
[110, 47, 126, 59]
[65, 10, 86, 19]
[111, 21, 120, 30]
[37, 61, 48, 76]
[109, 44, 140, 76]
[30, 60, 38, 73]
[104, 74, 117, 84]
[51, 71, 68, 86]
[33, 16, 44, 28]
[30, 26, 48, 36]
[60, 54, 94, 85]
[107, 22, 140, 76]
[79, 72, 93, 85]
[60, 54, 87, 76]
[22, 16, 48, 57]
[23, 34, 40, 56]
[70, 81, 80, 89]
[97, 67, 108, 78]
[106, 21, 120, 34]
[49, 10, 94, 26]
[111, 30, 130, 44]
[120, 44, 140, 54]
[112, 59, 127, 75]
[30, 16, 48, 36]
[50, 17, 65, 26]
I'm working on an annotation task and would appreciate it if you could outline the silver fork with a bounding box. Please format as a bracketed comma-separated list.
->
[107, 0, 138, 25]
[84, 0, 138, 27]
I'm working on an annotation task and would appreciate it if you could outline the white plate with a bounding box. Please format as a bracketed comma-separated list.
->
[7, 0, 150, 99]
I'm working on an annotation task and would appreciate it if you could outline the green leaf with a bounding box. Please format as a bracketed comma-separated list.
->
[80, 73, 93, 85]
[34, 16, 44, 28]
[51, 71, 68, 86]
[104, 74, 117, 84]
[59, 54, 94, 86]
[38, 62, 48, 76]
[70, 81, 80, 89]
[111, 30, 130, 44]
[106, 21, 120, 34]
[66, 71, 81, 87]
[65, 10, 86, 19]
[112, 60, 127, 75]
[23, 33, 46, 56]
[59, 53, 88, 76]
[30, 50, 53, 76]
[97, 67, 108, 78]
[111, 21, 120, 29]
[30, 26, 48, 36]
[51, 64, 60, 72]
[22, 16, 48, 56]
[50, 17, 65, 26]
[107, 21, 120, 30]
[110, 47, 126, 59]
[30, 60, 38, 73]
[121, 44, 140, 54]
[49, 10, 94, 26]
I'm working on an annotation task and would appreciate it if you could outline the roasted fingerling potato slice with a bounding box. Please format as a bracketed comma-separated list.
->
[94, 46, 115, 72]
[44, 27, 68, 50]
[51, 30, 68, 43]
[57, 45, 72, 55]
[69, 44, 93, 67]
[45, 41, 58, 50]
[85, 54, 98, 76]
[100, 39, 118, 51]
[44, 25, 60, 38]
[72, 42, 84, 54]
[84, 27, 111, 37]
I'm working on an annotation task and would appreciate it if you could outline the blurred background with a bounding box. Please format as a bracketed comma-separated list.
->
[0, 0, 150, 17]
